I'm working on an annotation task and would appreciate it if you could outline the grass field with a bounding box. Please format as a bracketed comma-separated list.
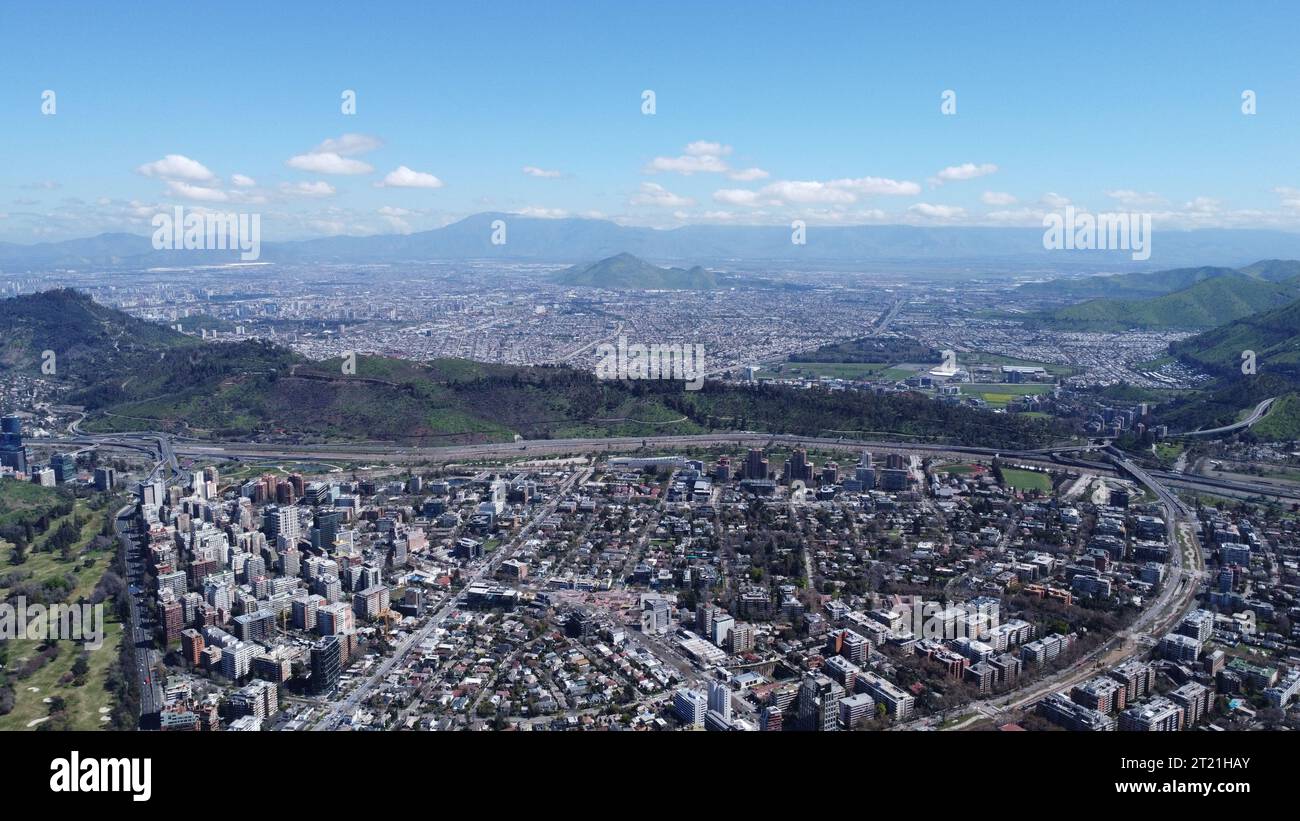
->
[964, 383, 1052, 395]
[1001, 468, 1053, 492]
[0, 479, 67, 527]
[960, 382, 1052, 408]
[1155, 442, 1185, 462]
[0, 498, 123, 731]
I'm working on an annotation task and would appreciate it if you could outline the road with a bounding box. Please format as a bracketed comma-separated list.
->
[900, 447, 1206, 731]
[310, 464, 591, 730]
[1173, 396, 1275, 438]
[51, 429, 1100, 470]
[50, 428, 1300, 503]
[114, 504, 163, 724]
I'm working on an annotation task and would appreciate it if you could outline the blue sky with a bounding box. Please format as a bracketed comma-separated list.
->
[2, 0, 1299, 241]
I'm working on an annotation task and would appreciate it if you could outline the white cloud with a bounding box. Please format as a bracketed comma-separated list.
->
[717, 175, 920, 208]
[645, 140, 741, 175]
[377, 206, 412, 217]
[981, 191, 1017, 206]
[165, 180, 229, 202]
[287, 151, 374, 175]
[631, 182, 695, 207]
[279, 180, 337, 198]
[908, 203, 967, 220]
[516, 206, 570, 218]
[1106, 189, 1164, 207]
[763, 180, 858, 205]
[231, 174, 257, 187]
[1040, 192, 1071, 208]
[20, 180, 61, 190]
[312, 133, 383, 156]
[931, 162, 997, 185]
[728, 167, 770, 182]
[713, 188, 766, 207]
[1276, 187, 1300, 210]
[645, 153, 729, 175]
[830, 176, 921, 196]
[136, 154, 216, 182]
[1184, 196, 1219, 213]
[522, 166, 562, 178]
[684, 141, 732, 157]
[377, 166, 444, 189]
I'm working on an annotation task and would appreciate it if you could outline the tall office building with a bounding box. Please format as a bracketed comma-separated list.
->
[674, 688, 707, 727]
[263, 505, 302, 545]
[311, 635, 342, 694]
[94, 467, 116, 493]
[0, 415, 28, 474]
[51, 453, 77, 484]
[782, 448, 815, 485]
[312, 509, 344, 552]
[708, 680, 732, 722]
[798, 673, 843, 731]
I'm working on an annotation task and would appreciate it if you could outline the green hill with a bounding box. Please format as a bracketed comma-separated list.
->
[1017, 265, 1242, 301]
[1151, 295, 1300, 435]
[1034, 273, 1300, 331]
[1018, 259, 1300, 302]
[1, 289, 1066, 449]
[1250, 393, 1300, 440]
[1170, 294, 1300, 380]
[0, 288, 200, 379]
[553, 253, 719, 290]
[1239, 259, 1300, 280]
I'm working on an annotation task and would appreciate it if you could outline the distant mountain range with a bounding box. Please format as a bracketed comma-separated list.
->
[5, 213, 1300, 271]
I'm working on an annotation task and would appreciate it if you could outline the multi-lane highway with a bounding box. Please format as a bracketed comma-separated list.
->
[901, 447, 1207, 731]
[1173, 396, 1276, 439]
[114, 504, 163, 725]
[47, 428, 1300, 503]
